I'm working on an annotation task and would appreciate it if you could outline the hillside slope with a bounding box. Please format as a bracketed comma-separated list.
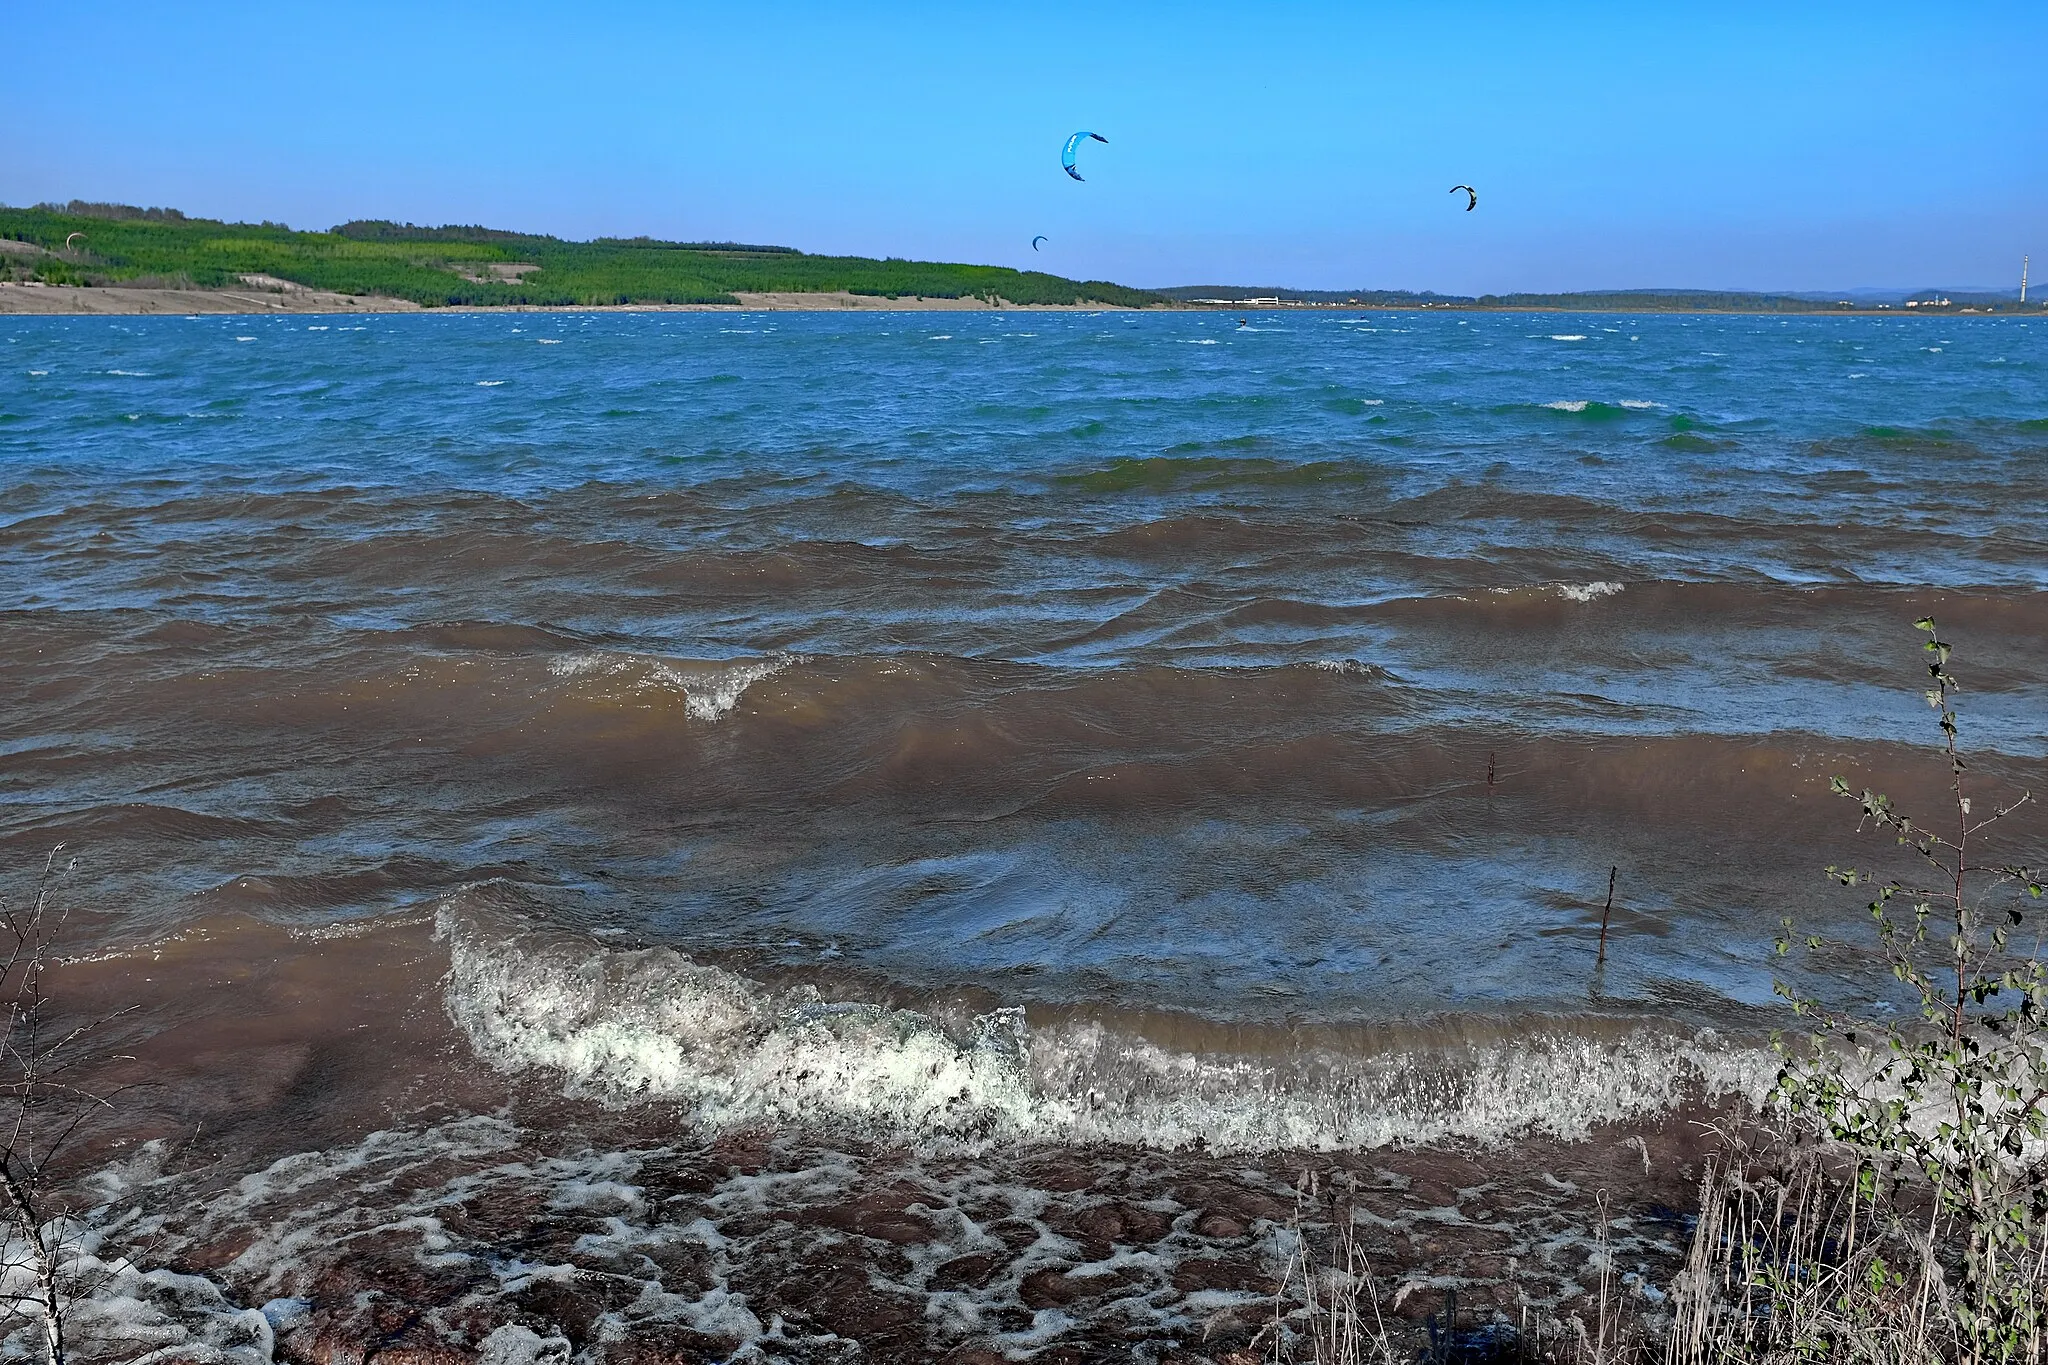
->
[0, 202, 1162, 308]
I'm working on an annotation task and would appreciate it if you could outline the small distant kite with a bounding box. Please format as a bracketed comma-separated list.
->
[1032, 235, 1048, 251]
[1062, 131, 1109, 182]
[1450, 185, 1477, 211]
[65, 232, 84, 249]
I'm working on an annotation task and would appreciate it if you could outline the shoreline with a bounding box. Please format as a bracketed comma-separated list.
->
[52, 910, 1725, 1362]
[0, 283, 1149, 316]
[0, 281, 2005, 317]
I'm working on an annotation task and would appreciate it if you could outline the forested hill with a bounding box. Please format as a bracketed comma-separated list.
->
[0, 202, 1163, 308]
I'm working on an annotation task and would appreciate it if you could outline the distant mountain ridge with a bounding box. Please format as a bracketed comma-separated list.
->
[1158, 283, 2040, 312]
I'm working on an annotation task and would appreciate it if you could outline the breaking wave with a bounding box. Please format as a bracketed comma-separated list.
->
[546, 651, 797, 722]
[438, 889, 1774, 1154]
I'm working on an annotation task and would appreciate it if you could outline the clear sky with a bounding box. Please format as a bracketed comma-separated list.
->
[5, 1, 2041, 293]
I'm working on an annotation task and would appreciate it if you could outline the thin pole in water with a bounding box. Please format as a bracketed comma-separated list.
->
[1597, 865, 1618, 966]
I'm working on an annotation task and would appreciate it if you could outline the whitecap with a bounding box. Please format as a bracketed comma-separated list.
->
[536, 339, 562, 344]
[1617, 399, 1660, 409]
[1550, 334, 1587, 342]
[1544, 400, 1589, 412]
[27, 369, 47, 376]
[1557, 580, 1623, 602]
[106, 369, 149, 376]
[234, 337, 255, 343]
[546, 652, 796, 723]
[476, 380, 506, 387]
[679, 658, 792, 723]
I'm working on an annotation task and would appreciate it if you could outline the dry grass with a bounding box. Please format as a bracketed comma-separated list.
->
[1654, 1127, 2048, 1365]
[1261, 1129, 2048, 1364]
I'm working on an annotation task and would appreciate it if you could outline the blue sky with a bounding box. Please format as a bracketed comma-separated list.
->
[5, 1, 2041, 292]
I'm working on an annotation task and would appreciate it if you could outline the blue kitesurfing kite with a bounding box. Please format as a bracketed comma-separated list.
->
[1061, 131, 1108, 181]
[1032, 235, 1048, 251]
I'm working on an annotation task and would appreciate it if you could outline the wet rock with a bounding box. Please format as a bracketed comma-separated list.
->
[1170, 1254, 1257, 1295]
[979, 1216, 1044, 1254]
[1018, 1267, 1092, 1309]
[931, 1252, 1005, 1289]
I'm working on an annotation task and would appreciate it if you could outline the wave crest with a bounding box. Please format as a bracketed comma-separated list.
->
[438, 889, 1771, 1153]
[545, 652, 795, 722]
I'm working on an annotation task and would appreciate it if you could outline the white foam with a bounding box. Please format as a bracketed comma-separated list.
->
[1545, 400, 1589, 412]
[1557, 581, 1623, 602]
[0, 1225, 276, 1363]
[1617, 399, 1660, 409]
[544, 652, 795, 723]
[476, 380, 506, 387]
[682, 658, 792, 723]
[479, 1323, 572, 1365]
[441, 900, 1038, 1135]
[1303, 659, 1390, 679]
[436, 893, 1773, 1155]
[1550, 335, 1587, 342]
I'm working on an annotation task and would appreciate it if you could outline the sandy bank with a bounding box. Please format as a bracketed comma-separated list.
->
[0, 282, 1156, 315]
[0, 281, 418, 314]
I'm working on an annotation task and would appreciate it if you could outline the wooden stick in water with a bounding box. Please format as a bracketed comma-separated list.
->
[1597, 865, 1617, 966]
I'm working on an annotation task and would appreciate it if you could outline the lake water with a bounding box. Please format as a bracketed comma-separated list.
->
[4, 307, 2045, 1152]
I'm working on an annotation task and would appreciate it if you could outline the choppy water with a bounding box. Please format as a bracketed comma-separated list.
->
[5, 308, 2045, 1149]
